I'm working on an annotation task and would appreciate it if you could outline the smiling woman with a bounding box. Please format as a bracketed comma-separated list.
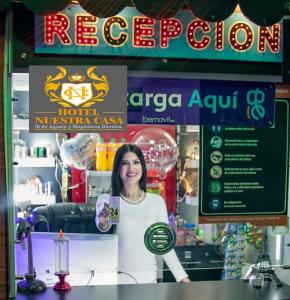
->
[96, 144, 190, 284]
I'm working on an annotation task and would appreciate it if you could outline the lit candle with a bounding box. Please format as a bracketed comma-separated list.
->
[54, 230, 71, 291]
[54, 229, 69, 274]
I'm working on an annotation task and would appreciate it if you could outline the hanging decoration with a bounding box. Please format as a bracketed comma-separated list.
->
[132, 0, 185, 19]
[21, 0, 70, 15]
[13, 0, 290, 25]
[0, 0, 11, 12]
[78, 0, 131, 18]
[239, 0, 288, 26]
[187, 0, 238, 22]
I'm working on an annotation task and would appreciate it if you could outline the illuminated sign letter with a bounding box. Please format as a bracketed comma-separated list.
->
[258, 25, 280, 53]
[187, 20, 211, 50]
[229, 22, 254, 51]
[160, 19, 182, 48]
[103, 16, 128, 47]
[215, 22, 224, 51]
[133, 17, 155, 48]
[45, 14, 71, 45]
[75, 15, 98, 46]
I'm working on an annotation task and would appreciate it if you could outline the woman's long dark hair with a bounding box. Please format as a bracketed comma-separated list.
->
[111, 144, 147, 196]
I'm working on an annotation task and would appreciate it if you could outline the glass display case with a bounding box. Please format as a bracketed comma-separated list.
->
[12, 73, 60, 214]
[10, 72, 290, 290]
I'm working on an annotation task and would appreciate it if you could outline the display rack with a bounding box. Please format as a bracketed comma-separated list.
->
[14, 157, 55, 168]
[13, 118, 29, 130]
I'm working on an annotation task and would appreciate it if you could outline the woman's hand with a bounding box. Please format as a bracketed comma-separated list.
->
[180, 276, 191, 283]
[97, 202, 110, 230]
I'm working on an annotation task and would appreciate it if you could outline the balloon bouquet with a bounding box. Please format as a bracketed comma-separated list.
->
[131, 127, 177, 199]
[58, 128, 177, 201]
[60, 133, 99, 170]
[58, 133, 99, 201]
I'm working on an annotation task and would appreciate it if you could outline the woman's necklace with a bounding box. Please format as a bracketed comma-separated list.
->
[120, 190, 146, 204]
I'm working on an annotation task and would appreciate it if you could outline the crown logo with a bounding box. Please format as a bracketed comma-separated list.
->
[68, 73, 86, 82]
[45, 66, 110, 108]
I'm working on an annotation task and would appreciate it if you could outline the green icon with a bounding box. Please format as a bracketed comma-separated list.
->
[210, 136, 222, 149]
[210, 198, 221, 210]
[144, 222, 176, 255]
[211, 126, 222, 134]
[210, 165, 223, 179]
[210, 151, 223, 164]
[209, 181, 222, 194]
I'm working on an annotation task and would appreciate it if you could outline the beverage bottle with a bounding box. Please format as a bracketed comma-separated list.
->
[185, 223, 197, 246]
[107, 137, 118, 171]
[118, 137, 126, 149]
[175, 218, 186, 246]
[96, 138, 108, 171]
[197, 225, 204, 242]
[13, 130, 26, 159]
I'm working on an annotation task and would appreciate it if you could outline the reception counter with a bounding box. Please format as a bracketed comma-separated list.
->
[15, 280, 290, 300]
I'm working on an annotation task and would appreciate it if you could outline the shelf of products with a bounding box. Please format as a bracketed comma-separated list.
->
[12, 73, 61, 207]
[13, 118, 29, 130]
[14, 157, 55, 168]
[86, 170, 112, 176]
[12, 73, 29, 91]
[16, 195, 56, 206]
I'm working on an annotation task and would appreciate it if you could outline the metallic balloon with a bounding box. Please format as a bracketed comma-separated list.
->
[60, 133, 99, 170]
[131, 127, 177, 179]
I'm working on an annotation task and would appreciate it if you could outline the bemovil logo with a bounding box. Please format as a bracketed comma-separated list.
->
[246, 88, 266, 120]
[44, 66, 109, 108]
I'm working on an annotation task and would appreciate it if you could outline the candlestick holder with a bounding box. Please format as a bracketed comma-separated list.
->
[54, 272, 71, 291]
[53, 230, 71, 291]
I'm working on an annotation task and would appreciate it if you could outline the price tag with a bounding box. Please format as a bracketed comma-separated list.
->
[108, 196, 120, 224]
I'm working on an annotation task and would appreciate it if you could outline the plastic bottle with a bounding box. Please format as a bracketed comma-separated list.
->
[96, 138, 108, 171]
[168, 211, 175, 228]
[45, 144, 53, 158]
[107, 137, 118, 171]
[13, 130, 26, 159]
[185, 223, 197, 246]
[197, 225, 204, 241]
[175, 218, 186, 246]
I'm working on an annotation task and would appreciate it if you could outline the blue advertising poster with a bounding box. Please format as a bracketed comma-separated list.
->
[127, 77, 275, 127]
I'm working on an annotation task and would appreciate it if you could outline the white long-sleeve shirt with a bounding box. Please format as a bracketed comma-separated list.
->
[96, 193, 188, 283]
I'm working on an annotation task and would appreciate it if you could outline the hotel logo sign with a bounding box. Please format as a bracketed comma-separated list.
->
[30, 65, 127, 132]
